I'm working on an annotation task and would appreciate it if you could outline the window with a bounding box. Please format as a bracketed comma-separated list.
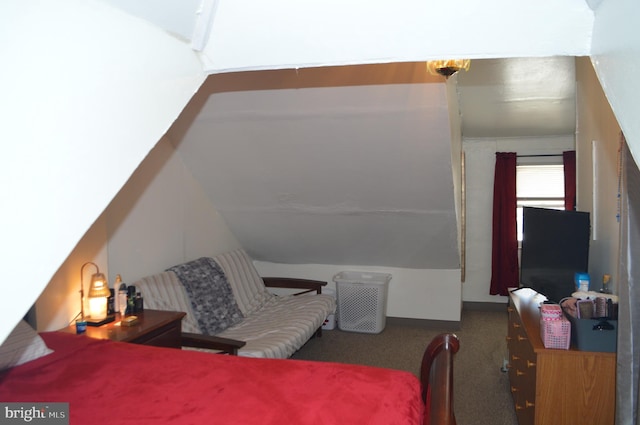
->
[516, 164, 565, 241]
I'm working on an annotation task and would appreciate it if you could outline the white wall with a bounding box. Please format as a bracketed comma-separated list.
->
[107, 136, 242, 285]
[588, 0, 640, 291]
[0, 0, 205, 341]
[462, 136, 575, 303]
[37, 124, 462, 328]
[575, 57, 622, 292]
[254, 261, 462, 322]
[35, 136, 242, 331]
[590, 0, 640, 166]
[446, 75, 464, 268]
[26, 59, 465, 330]
[102, 0, 202, 41]
[35, 216, 109, 331]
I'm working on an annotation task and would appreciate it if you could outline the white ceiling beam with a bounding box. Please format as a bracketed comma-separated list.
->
[192, 0, 219, 51]
[200, 0, 593, 73]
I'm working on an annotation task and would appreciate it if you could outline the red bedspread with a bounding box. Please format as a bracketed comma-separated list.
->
[0, 332, 423, 424]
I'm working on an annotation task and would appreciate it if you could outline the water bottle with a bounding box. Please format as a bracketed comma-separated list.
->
[117, 278, 128, 318]
[574, 272, 590, 292]
[126, 285, 136, 314]
[113, 275, 122, 315]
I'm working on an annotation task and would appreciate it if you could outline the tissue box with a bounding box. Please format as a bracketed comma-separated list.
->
[540, 316, 571, 350]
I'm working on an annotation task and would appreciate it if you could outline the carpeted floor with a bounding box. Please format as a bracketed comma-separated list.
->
[292, 308, 519, 425]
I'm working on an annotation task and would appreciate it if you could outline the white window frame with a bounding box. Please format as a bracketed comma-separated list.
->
[516, 162, 565, 242]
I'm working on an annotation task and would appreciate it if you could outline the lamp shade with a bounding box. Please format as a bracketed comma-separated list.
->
[87, 272, 110, 320]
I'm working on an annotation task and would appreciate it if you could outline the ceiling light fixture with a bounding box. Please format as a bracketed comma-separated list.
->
[427, 59, 471, 78]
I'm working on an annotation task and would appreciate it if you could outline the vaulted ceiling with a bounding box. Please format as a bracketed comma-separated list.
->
[88, 1, 584, 269]
[167, 57, 576, 268]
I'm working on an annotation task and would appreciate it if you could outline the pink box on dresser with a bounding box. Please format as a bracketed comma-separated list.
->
[540, 304, 570, 349]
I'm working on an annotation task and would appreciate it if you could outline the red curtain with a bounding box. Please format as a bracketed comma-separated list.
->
[563, 151, 576, 211]
[490, 153, 519, 296]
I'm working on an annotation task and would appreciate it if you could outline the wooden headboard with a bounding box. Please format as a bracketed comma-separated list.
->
[420, 333, 460, 425]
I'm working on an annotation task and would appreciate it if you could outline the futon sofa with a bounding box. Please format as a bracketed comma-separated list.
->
[133, 249, 336, 358]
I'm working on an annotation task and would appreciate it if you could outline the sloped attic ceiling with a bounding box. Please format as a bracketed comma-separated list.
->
[457, 57, 577, 138]
[169, 63, 460, 269]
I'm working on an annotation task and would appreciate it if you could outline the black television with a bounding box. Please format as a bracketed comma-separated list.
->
[519, 207, 591, 303]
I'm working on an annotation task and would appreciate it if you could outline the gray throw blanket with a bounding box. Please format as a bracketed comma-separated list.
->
[167, 257, 243, 335]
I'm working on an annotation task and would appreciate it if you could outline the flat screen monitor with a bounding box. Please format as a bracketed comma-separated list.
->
[520, 207, 590, 303]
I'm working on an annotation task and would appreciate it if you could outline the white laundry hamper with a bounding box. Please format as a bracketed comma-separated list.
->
[333, 271, 391, 334]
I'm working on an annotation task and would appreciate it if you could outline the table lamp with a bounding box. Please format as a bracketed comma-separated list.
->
[81, 262, 114, 326]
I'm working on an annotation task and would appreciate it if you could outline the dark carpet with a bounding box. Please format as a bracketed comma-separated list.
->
[292, 308, 519, 425]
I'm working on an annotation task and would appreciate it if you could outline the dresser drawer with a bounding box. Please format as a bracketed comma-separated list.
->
[508, 303, 536, 425]
[128, 319, 182, 348]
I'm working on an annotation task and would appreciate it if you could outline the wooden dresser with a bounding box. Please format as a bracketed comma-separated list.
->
[507, 288, 616, 425]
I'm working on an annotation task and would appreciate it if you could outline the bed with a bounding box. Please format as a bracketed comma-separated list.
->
[0, 322, 459, 425]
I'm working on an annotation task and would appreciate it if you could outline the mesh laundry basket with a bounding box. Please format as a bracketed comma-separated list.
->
[333, 272, 391, 334]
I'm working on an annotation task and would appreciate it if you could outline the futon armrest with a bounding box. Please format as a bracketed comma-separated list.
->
[263, 277, 327, 295]
[181, 332, 246, 355]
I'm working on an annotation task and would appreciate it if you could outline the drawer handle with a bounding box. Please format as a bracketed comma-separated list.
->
[507, 307, 515, 313]
[516, 369, 525, 376]
[511, 386, 518, 393]
[513, 322, 521, 329]
[511, 354, 520, 361]
[517, 335, 527, 342]
[515, 404, 524, 411]
[527, 360, 536, 368]
[506, 336, 512, 341]
[526, 400, 535, 408]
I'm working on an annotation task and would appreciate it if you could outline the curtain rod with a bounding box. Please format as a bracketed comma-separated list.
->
[517, 154, 564, 158]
